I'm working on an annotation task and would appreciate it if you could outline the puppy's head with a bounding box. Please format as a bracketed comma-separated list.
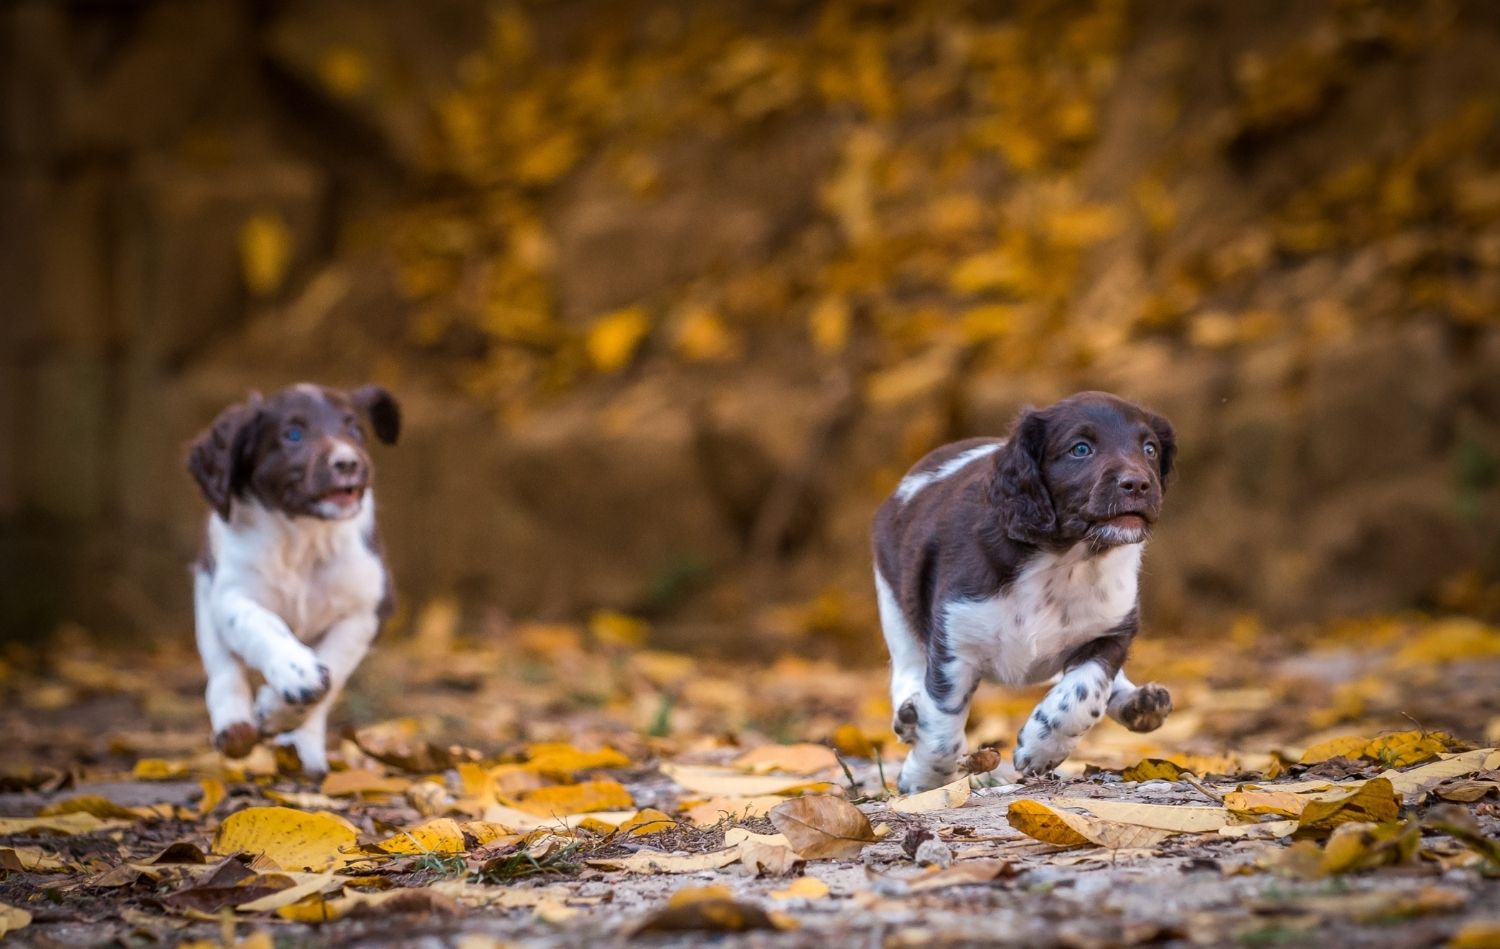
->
[990, 391, 1174, 550]
[187, 384, 400, 521]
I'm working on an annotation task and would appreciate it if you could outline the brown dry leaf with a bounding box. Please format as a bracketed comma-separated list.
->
[132, 758, 189, 780]
[958, 748, 1003, 775]
[212, 806, 360, 872]
[1363, 730, 1457, 768]
[739, 840, 804, 877]
[39, 794, 144, 821]
[1297, 778, 1399, 831]
[0, 846, 68, 872]
[1317, 820, 1420, 875]
[633, 886, 783, 935]
[1224, 789, 1308, 820]
[320, 769, 411, 797]
[377, 818, 467, 855]
[661, 763, 836, 797]
[513, 779, 633, 816]
[235, 873, 341, 913]
[585, 848, 741, 874]
[768, 796, 877, 859]
[0, 903, 32, 938]
[889, 776, 971, 814]
[1007, 800, 1172, 849]
[733, 744, 838, 776]
[1433, 778, 1500, 803]
[278, 887, 460, 923]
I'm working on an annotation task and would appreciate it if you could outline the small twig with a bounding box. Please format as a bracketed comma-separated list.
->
[834, 751, 863, 798]
[1181, 772, 1225, 805]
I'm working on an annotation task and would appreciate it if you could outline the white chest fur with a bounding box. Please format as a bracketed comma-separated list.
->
[206, 496, 385, 643]
[941, 542, 1141, 686]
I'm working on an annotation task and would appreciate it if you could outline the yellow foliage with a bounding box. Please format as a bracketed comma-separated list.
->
[523, 743, 632, 778]
[513, 779, 633, 816]
[808, 296, 851, 354]
[584, 306, 652, 373]
[379, 818, 468, 855]
[588, 610, 650, 649]
[211, 806, 360, 872]
[238, 212, 293, 297]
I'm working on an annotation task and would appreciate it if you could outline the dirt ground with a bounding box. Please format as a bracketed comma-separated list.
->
[1, 613, 1498, 947]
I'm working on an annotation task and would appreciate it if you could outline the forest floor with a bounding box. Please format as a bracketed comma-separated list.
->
[1, 613, 1498, 947]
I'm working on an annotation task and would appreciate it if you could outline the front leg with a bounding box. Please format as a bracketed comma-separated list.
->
[897, 655, 979, 794]
[258, 612, 379, 774]
[211, 589, 331, 706]
[1014, 633, 1129, 775]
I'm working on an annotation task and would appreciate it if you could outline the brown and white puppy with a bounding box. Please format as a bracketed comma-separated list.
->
[187, 383, 399, 774]
[873, 391, 1175, 793]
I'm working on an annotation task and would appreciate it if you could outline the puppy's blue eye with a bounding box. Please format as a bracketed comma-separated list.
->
[283, 426, 305, 444]
[1069, 442, 1092, 458]
[1144, 442, 1158, 458]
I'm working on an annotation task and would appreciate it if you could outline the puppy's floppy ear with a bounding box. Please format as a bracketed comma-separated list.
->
[186, 397, 264, 520]
[351, 385, 400, 445]
[1148, 412, 1176, 485]
[991, 408, 1057, 546]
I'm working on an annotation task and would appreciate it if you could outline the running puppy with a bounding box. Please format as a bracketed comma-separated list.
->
[187, 383, 399, 774]
[873, 391, 1175, 793]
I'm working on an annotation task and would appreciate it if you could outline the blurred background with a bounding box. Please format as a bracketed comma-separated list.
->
[4, 0, 1500, 664]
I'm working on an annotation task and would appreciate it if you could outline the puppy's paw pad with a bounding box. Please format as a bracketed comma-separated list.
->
[892, 698, 919, 745]
[266, 653, 331, 706]
[213, 722, 259, 759]
[1118, 683, 1172, 733]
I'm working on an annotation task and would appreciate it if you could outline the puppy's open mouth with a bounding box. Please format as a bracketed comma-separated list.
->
[318, 487, 365, 508]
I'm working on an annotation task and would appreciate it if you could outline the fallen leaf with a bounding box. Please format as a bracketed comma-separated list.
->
[585, 306, 651, 373]
[133, 758, 189, 780]
[769, 796, 877, 859]
[39, 794, 143, 820]
[378, 818, 467, 855]
[633, 887, 783, 934]
[739, 840, 804, 877]
[1050, 797, 1232, 832]
[320, 769, 411, 797]
[0, 903, 32, 937]
[1300, 735, 1369, 764]
[235, 873, 341, 913]
[1317, 820, 1420, 874]
[682, 795, 787, 826]
[868, 859, 1014, 895]
[618, 808, 677, 837]
[1225, 789, 1308, 820]
[212, 807, 360, 871]
[1449, 920, 1500, 949]
[1007, 800, 1173, 849]
[771, 877, 829, 900]
[0, 846, 68, 872]
[0, 812, 129, 835]
[1381, 749, 1495, 802]
[522, 743, 632, 778]
[513, 779, 633, 816]
[733, 744, 838, 776]
[832, 724, 877, 759]
[1122, 758, 1187, 781]
[1297, 778, 1399, 831]
[889, 776, 971, 813]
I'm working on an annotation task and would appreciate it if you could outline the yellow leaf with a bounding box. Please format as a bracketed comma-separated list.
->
[0, 902, 31, 937]
[1297, 778, 1400, 832]
[1394, 618, 1500, 665]
[1121, 758, 1187, 782]
[0, 846, 67, 872]
[831, 724, 876, 759]
[1048, 798, 1232, 833]
[768, 796, 876, 859]
[669, 884, 734, 908]
[808, 296, 851, 354]
[513, 779, 633, 816]
[378, 818, 467, 855]
[733, 744, 838, 776]
[196, 777, 226, 817]
[523, 743, 632, 778]
[132, 758, 188, 780]
[889, 776, 971, 814]
[585, 306, 651, 373]
[588, 610, 650, 649]
[39, 795, 142, 821]
[1381, 749, 1496, 802]
[672, 306, 740, 362]
[619, 808, 676, 837]
[460, 820, 519, 848]
[950, 249, 1026, 294]
[1450, 920, 1500, 949]
[0, 813, 128, 835]
[238, 212, 293, 297]
[1364, 730, 1453, 768]
[1317, 820, 1420, 875]
[212, 806, 360, 871]
[1299, 735, 1370, 764]
[1007, 800, 1173, 850]
[235, 872, 341, 912]
[1225, 789, 1307, 820]
[771, 877, 829, 900]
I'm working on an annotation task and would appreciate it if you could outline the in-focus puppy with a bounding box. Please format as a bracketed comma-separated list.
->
[873, 392, 1176, 793]
[187, 383, 400, 774]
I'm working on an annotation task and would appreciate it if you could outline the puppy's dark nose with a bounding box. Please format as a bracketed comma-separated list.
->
[1117, 471, 1150, 495]
[332, 457, 360, 476]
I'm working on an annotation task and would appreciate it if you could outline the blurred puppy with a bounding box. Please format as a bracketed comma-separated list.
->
[872, 392, 1175, 793]
[187, 383, 399, 773]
